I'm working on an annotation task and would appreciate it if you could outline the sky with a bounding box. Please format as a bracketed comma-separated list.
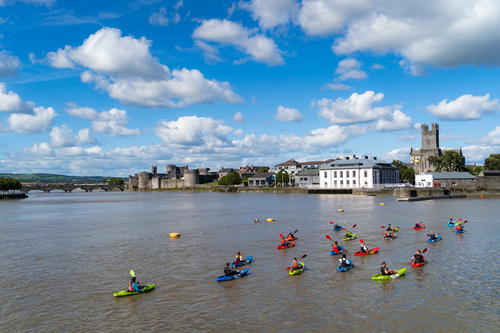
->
[0, 0, 499, 176]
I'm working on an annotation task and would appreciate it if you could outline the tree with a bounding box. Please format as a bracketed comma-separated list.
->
[485, 154, 500, 170]
[218, 171, 241, 185]
[0, 177, 22, 191]
[392, 160, 415, 184]
[465, 165, 483, 176]
[257, 167, 269, 173]
[428, 151, 465, 172]
[107, 178, 124, 185]
[275, 169, 289, 186]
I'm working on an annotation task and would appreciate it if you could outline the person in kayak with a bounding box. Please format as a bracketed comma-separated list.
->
[128, 277, 143, 292]
[224, 263, 239, 276]
[384, 230, 395, 239]
[455, 223, 464, 232]
[344, 230, 355, 238]
[334, 223, 342, 229]
[448, 218, 454, 224]
[286, 232, 296, 241]
[411, 250, 425, 264]
[290, 257, 303, 271]
[415, 222, 423, 228]
[280, 236, 290, 248]
[339, 253, 351, 268]
[380, 262, 396, 275]
[234, 252, 246, 265]
[332, 241, 342, 253]
[359, 241, 369, 253]
[386, 224, 394, 232]
[428, 231, 440, 240]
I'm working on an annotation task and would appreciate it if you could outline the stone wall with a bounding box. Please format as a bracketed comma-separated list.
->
[160, 178, 185, 188]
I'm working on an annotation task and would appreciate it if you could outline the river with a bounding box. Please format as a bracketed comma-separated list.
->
[0, 192, 498, 332]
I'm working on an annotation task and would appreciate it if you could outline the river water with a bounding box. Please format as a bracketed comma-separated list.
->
[0, 191, 498, 332]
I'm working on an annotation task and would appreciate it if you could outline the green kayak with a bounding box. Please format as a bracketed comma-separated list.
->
[343, 233, 357, 241]
[113, 284, 155, 297]
[289, 262, 305, 276]
[371, 268, 406, 280]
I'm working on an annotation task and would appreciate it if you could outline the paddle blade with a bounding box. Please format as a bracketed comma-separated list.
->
[352, 224, 357, 229]
[380, 226, 386, 228]
[129, 269, 135, 277]
[329, 221, 334, 224]
[422, 248, 428, 253]
[325, 235, 333, 241]
[294, 229, 298, 234]
[301, 254, 308, 259]
[279, 233, 284, 239]
[284, 266, 291, 270]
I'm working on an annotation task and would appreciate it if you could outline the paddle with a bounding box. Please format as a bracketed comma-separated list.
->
[285, 254, 308, 270]
[325, 235, 348, 253]
[129, 269, 135, 277]
[329, 221, 335, 224]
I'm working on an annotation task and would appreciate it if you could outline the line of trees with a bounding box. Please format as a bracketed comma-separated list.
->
[0, 177, 22, 191]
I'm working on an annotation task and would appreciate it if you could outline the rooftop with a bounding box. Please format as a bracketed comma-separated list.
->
[248, 172, 273, 179]
[320, 159, 394, 169]
[422, 172, 476, 179]
[296, 169, 319, 176]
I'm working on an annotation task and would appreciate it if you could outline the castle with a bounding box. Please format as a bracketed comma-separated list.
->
[410, 123, 463, 174]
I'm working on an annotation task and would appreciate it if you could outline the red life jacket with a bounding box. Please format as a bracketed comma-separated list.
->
[281, 239, 286, 245]
[292, 261, 298, 268]
[128, 283, 133, 292]
[456, 225, 463, 231]
[332, 245, 340, 252]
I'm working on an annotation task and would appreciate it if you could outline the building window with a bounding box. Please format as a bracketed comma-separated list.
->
[334, 180, 337, 186]
[364, 170, 368, 177]
[353, 180, 356, 185]
[324, 182, 327, 186]
[324, 171, 327, 178]
[340, 180, 343, 185]
[340, 171, 343, 178]
[346, 171, 350, 177]
[346, 180, 350, 185]
[353, 171, 356, 177]
[334, 171, 337, 178]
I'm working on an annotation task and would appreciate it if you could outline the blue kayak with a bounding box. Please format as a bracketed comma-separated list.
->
[428, 234, 443, 242]
[333, 225, 344, 231]
[216, 268, 250, 282]
[232, 256, 253, 267]
[330, 246, 345, 255]
[337, 259, 353, 272]
[447, 223, 455, 227]
[456, 229, 465, 234]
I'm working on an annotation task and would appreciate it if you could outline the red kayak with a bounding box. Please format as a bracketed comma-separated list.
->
[286, 237, 297, 242]
[354, 247, 380, 256]
[276, 241, 296, 249]
[413, 225, 426, 230]
[411, 261, 426, 267]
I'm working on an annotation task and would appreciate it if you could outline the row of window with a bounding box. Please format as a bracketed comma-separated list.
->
[323, 170, 369, 178]
[324, 180, 369, 186]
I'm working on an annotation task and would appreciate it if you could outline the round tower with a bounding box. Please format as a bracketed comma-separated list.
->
[184, 170, 199, 187]
[138, 172, 152, 191]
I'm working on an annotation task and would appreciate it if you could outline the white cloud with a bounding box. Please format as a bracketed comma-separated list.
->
[195, 40, 222, 63]
[335, 58, 367, 81]
[275, 105, 303, 122]
[382, 146, 411, 162]
[427, 94, 500, 120]
[193, 19, 284, 66]
[66, 105, 139, 136]
[371, 63, 384, 70]
[50, 125, 95, 147]
[148, 7, 168, 27]
[323, 82, 353, 90]
[0, 83, 35, 113]
[483, 126, 500, 145]
[46, 27, 241, 107]
[7, 106, 56, 133]
[25, 142, 53, 156]
[233, 111, 244, 123]
[0, 51, 20, 76]
[375, 110, 413, 131]
[240, 0, 299, 29]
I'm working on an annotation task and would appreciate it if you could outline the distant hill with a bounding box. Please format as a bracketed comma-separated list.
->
[0, 173, 125, 184]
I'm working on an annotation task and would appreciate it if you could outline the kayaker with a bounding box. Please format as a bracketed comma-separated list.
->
[344, 230, 355, 238]
[411, 250, 425, 264]
[334, 223, 342, 229]
[234, 252, 246, 265]
[448, 218, 454, 224]
[415, 222, 423, 228]
[360, 241, 369, 253]
[254, 218, 260, 223]
[428, 231, 440, 240]
[286, 232, 296, 241]
[338, 253, 351, 268]
[386, 224, 393, 232]
[332, 241, 342, 253]
[455, 223, 464, 232]
[290, 257, 303, 271]
[380, 262, 396, 275]
[128, 277, 143, 292]
[224, 263, 239, 276]
[384, 230, 395, 239]
[280, 237, 290, 248]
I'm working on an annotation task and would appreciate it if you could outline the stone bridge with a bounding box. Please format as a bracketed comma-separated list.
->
[21, 183, 125, 193]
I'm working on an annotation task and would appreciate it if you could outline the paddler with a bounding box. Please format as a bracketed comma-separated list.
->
[234, 252, 246, 265]
[339, 253, 351, 268]
[384, 230, 395, 239]
[428, 231, 440, 241]
[448, 218, 454, 225]
[224, 263, 239, 276]
[344, 230, 355, 239]
[334, 223, 342, 230]
[128, 277, 143, 292]
[411, 250, 425, 264]
[415, 221, 423, 228]
[332, 241, 342, 254]
[380, 262, 397, 275]
[359, 240, 369, 253]
[290, 257, 303, 271]
[455, 222, 464, 232]
[286, 232, 296, 241]
[280, 236, 290, 248]
[386, 224, 393, 232]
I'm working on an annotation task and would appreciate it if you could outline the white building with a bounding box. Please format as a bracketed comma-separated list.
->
[319, 157, 399, 189]
[415, 172, 476, 188]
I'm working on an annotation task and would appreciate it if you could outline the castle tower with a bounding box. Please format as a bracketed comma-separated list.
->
[421, 123, 439, 150]
[410, 123, 442, 174]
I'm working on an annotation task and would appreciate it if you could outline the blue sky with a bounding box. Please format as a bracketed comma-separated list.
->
[0, 0, 499, 176]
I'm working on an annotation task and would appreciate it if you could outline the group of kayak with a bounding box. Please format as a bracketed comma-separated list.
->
[277, 231, 298, 249]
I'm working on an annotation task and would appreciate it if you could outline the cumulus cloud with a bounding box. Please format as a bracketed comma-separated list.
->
[0, 51, 20, 76]
[323, 82, 353, 91]
[275, 105, 303, 122]
[50, 125, 95, 147]
[0, 83, 35, 113]
[195, 40, 222, 63]
[7, 107, 56, 133]
[233, 111, 244, 123]
[240, 0, 299, 29]
[66, 105, 139, 136]
[382, 146, 411, 162]
[427, 94, 500, 120]
[193, 19, 284, 65]
[25, 142, 53, 156]
[375, 110, 413, 131]
[148, 7, 168, 26]
[334, 58, 367, 81]
[46, 27, 241, 107]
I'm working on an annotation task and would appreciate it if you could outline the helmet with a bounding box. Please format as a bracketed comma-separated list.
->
[131, 277, 136, 282]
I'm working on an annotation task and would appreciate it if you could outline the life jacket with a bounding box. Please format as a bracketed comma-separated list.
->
[414, 254, 424, 263]
[339, 258, 349, 267]
[456, 225, 463, 231]
[128, 283, 133, 292]
[385, 232, 390, 237]
[281, 239, 286, 245]
[291, 261, 299, 269]
[332, 245, 340, 252]
[360, 245, 368, 252]
[381, 266, 389, 275]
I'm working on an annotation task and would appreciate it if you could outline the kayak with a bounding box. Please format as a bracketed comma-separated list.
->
[333, 225, 344, 231]
[411, 261, 426, 267]
[330, 246, 345, 255]
[337, 259, 353, 272]
[413, 225, 426, 230]
[113, 284, 155, 297]
[286, 237, 298, 241]
[371, 268, 407, 280]
[289, 262, 305, 276]
[354, 247, 380, 256]
[428, 234, 443, 242]
[447, 223, 455, 227]
[343, 234, 357, 241]
[455, 229, 465, 234]
[232, 256, 253, 267]
[216, 268, 250, 282]
[277, 241, 296, 249]
[384, 234, 397, 240]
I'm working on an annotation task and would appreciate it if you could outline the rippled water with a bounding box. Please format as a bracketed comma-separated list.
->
[1, 192, 498, 332]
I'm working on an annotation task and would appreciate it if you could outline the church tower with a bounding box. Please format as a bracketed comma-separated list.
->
[410, 123, 442, 174]
[421, 123, 439, 150]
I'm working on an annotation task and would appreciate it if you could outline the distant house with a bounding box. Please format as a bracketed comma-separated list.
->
[248, 173, 274, 186]
[296, 168, 320, 188]
[275, 159, 327, 184]
[319, 157, 399, 189]
[218, 168, 235, 180]
[415, 172, 476, 187]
